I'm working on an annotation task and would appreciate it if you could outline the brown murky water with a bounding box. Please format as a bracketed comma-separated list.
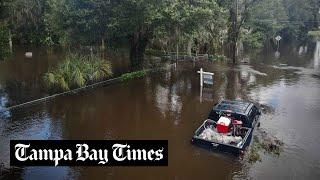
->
[1, 42, 320, 179]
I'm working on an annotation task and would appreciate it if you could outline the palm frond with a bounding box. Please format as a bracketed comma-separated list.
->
[43, 53, 112, 91]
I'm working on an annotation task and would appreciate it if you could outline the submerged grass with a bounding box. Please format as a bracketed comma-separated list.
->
[247, 134, 284, 163]
[43, 54, 112, 91]
[308, 31, 320, 37]
[120, 70, 147, 82]
[248, 136, 262, 163]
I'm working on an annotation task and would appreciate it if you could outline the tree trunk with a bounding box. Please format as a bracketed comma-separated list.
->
[228, 1, 238, 64]
[176, 43, 179, 60]
[101, 38, 105, 50]
[231, 42, 237, 63]
[313, 11, 318, 29]
[9, 29, 12, 52]
[187, 38, 192, 56]
[130, 30, 149, 71]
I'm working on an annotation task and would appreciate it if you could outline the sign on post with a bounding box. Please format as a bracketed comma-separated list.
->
[203, 74, 213, 85]
[197, 68, 214, 86]
[275, 35, 282, 42]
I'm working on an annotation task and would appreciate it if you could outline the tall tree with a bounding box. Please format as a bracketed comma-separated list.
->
[110, 0, 165, 70]
[283, 0, 320, 41]
[243, 0, 287, 49]
[157, 0, 227, 55]
[220, 0, 260, 63]
[0, 0, 12, 59]
[47, 0, 112, 46]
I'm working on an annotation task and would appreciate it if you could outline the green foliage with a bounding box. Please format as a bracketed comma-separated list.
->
[1, 0, 319, 62]
[120, 70, 147, 82]
[6, 0, 48, 45]
[282, 0, 319, 41]
[145, 48, 164, 56]
[151, 0, 227, 54]
[209, 54, 227, 61]
[242, 31, 264, 49]
[43, 54, 112, 91]
[247, 0, 288, 39]
[0, 24, 11, 60]
[56, 0, 111, 45]
[245, 0, 319, 43]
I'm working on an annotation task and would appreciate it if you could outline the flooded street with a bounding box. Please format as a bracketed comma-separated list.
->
[1, 42, 320, 179]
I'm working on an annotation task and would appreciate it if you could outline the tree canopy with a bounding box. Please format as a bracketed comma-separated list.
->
[0, 0, 319, 64]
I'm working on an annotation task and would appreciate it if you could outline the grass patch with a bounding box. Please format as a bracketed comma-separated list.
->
[209, 54, 227, 61]
[308, 31, 320, 37]
[43, 53, 112, 91]
[247, 135, 284, 163]
[120, 70, 147, 82]
[248, 136, 262, 163]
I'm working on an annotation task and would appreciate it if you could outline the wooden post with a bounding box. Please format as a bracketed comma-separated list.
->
[199, 68, 203, 87]
[200, 85, 203, 103]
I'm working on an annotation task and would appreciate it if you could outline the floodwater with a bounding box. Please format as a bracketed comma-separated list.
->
[0, 42, 320, 179]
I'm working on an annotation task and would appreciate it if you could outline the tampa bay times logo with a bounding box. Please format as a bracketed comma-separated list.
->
[10, 140, 168, 166]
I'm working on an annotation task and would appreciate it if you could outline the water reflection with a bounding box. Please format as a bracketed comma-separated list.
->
[275, 51, 280, 58]
[314, 41, 319, 70]
[0, 87, 10, 118]
[200, 87, 214, 103]
[298, 45, 308, 56]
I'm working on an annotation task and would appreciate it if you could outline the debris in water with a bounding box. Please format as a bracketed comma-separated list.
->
[248, 136, 262, 163]
[25, 52, 32, 58]
[311, 73, 320, 79]
[199, 128, 242, 145]
[246, 130, 284, 163]
[259, 104, 275, 114]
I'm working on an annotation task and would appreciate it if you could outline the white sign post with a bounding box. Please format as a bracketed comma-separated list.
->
[275, 35, 282, 51]
[197, 68, 214, 87]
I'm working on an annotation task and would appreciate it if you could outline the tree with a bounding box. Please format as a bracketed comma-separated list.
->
[46, 0, 112, 46]
[220, 0, 260, 63]
[0, 0, 11, 60]
[109, 0, 165, 70]
[282, 0, 320, 42]
[151, 0, 227, 56]
[244, 0, 287, 49]
[7, 0, 47, 45]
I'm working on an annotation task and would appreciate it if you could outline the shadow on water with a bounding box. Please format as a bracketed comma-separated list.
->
[0, 41, 320, 179]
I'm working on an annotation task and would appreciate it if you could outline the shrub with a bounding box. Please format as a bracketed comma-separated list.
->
[43, 54, 112, 91]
